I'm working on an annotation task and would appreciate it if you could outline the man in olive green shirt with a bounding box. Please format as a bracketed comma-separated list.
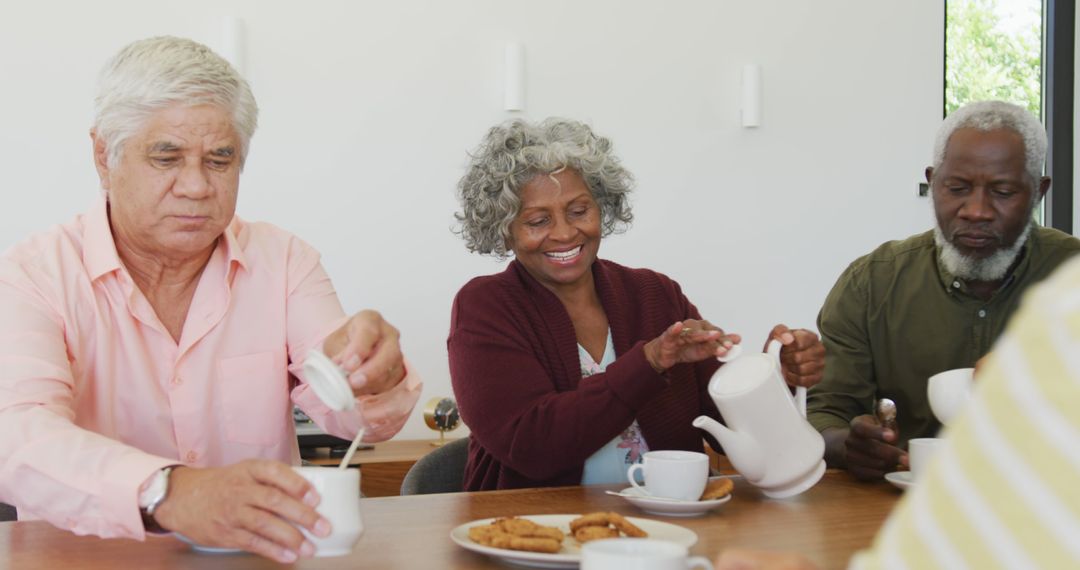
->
[808, 101, 1080, 481]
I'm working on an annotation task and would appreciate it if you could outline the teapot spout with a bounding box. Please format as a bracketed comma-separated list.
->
[693, 416, 766, 482]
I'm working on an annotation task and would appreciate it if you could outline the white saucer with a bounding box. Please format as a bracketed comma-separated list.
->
[617, 482, 732, 517]
[174, 533, 245, 554]
[885, 471, 913, 491]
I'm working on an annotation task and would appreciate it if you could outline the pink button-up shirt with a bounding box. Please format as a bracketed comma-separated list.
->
[0, 198, 421, 539]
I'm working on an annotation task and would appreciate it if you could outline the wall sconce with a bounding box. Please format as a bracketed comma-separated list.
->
[221, 16, 247, 75]
[741, 64, 761, 128]
[504, 42, 525, 111]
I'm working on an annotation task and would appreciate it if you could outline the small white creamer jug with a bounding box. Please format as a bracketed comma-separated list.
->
[692, 340, 825, 498]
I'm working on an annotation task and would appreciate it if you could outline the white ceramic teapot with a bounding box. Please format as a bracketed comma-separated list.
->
[692, 340, 825, 498]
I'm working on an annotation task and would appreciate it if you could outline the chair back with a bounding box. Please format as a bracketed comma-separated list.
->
[399, 437, 469, 495]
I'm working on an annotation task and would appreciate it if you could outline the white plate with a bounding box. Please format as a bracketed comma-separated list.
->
[174, 533, 245, 554]
[617, 482, 732, 517]
[885, 471, 913, 491]
[450, 513, 698, 569]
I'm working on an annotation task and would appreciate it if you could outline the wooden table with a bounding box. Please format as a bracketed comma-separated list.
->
[0, 471, 899, 569]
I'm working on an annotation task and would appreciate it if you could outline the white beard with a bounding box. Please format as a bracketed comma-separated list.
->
[933, 222, 1031, 282]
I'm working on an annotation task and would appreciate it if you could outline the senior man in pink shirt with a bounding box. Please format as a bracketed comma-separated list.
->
[0, 37, 421, 563]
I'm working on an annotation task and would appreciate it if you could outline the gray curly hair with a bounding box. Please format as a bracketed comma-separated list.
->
[93, 36, 259, 169]
[455, 118, 634, 257]
[932, 100, 1047, 191]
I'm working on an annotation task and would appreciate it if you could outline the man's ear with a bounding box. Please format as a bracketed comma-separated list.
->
[925, 166, 934, 185]
[90, 130, 111, 192]
[1037, 176, 1051, 200]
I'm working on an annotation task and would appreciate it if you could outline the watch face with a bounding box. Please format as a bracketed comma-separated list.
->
[139, 468, 170, 509]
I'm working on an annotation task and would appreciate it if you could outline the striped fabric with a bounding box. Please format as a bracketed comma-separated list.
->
[850, 254, 1080, 570]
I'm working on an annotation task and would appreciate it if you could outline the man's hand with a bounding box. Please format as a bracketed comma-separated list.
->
[152, 461, 329, 563]
[323, 309, 406, 396]
[766, 324, 825, 388]
[715, 549, 819, 570]
[827, 415, 908, 481]
[644, 320, 742, 372]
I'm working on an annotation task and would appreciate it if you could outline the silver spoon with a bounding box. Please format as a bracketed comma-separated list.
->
[604, 490, 694, 503]
[876, 398, 898, 432]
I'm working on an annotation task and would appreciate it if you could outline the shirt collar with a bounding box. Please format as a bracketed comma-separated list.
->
[82, 196, 249, 282]
[82, 196, 123, 282]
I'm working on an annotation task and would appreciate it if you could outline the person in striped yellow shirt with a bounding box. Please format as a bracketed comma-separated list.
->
[717, 252, 1080, 569]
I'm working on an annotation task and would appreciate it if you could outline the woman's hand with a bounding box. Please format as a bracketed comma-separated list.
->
[322, 310, 406, 396]
[766, 324, 824, 388]
[644, 320, 742, 373]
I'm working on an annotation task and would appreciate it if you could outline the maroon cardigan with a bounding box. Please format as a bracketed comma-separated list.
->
[447, 258, 723, 491]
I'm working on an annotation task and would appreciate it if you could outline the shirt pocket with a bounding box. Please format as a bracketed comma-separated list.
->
[218, 351, 288, 446]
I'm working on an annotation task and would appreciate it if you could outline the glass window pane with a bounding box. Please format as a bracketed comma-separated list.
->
[945, 0, 1044, 221]
[946, 0, 1042, 116]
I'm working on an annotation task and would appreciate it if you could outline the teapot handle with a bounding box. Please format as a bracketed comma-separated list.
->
[795, 386, 807, 417]
[766, 339, 808, 417]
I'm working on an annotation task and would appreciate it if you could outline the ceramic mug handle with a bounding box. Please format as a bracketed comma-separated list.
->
[687, 557, 715, 570]
[627, 463, 647, 494]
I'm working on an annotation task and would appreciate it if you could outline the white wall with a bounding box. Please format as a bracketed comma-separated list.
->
[0, 1, 943, 440]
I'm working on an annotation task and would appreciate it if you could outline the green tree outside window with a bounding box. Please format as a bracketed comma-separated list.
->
[946, 0, 1041, 116]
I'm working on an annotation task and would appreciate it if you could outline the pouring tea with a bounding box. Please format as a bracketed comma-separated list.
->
[693, 340, 825, 498]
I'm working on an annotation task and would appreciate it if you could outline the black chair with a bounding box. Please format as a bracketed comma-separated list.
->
[399, 437, 469, 495]
[0, 502, 16, 522]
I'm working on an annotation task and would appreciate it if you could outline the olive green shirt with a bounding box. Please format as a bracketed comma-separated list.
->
[807, 226, 1080, 447]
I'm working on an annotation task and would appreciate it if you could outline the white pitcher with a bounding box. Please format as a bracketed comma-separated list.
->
[692, 340, 825, 498]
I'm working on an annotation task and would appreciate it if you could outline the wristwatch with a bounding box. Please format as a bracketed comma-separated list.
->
[138, 466, 174, 533]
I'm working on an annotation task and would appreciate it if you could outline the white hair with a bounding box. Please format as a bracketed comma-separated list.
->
[92, 36, 258, 169]
[931, 100, 1046, 188]
[934, 221, 1032, 282]
[455, 118, 634, 258]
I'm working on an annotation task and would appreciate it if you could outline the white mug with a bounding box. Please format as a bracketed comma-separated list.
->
[927, 368, 974, 425]
[908, 437, 944, 481]
[626, 450, 709, 501]
[582, 538, 714, 570]
[293, 467, 363, 556]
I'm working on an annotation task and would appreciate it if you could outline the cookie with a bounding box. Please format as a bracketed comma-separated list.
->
[574, 525, 620, 543]
[606, 512, 647, 538]
[700, 478, 734, 500]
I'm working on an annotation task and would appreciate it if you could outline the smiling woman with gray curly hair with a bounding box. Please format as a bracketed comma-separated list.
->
[455, 118, 634, 258]
[447, 117, 825, 492]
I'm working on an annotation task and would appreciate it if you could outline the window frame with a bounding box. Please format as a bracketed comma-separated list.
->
[1044, 0, 1074, 233]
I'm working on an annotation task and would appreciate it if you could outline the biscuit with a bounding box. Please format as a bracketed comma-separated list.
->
[606, 512, 647, 538]
[574, 525, 620, 543]
[487, 533, 561, 553]
[468, 525, 501, 543]
[569, 512, 612, 532]
[700, 478, 734, 500]
[469, 517, 565, 554]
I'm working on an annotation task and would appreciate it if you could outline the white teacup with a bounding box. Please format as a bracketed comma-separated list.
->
[582, 538, 714, 570]
[927, 367, 974, 425]
[908, 437, 944, 481]
[626, 451, 709, 502]
[293, 467, 363, 556]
